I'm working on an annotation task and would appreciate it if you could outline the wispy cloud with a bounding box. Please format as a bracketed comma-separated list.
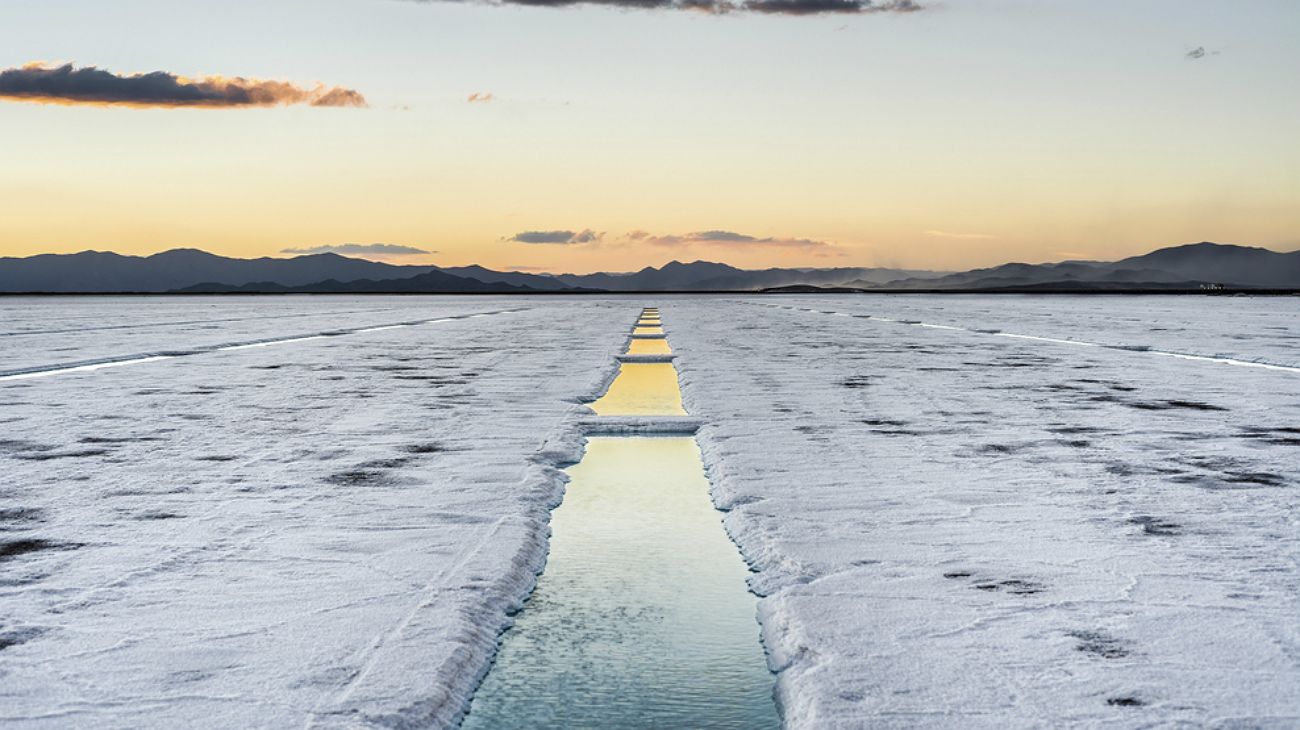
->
[630, 229, 836, 251]
[509, 229, 604, 244]
[467, 91, 495, 103]
[281, 243, 432, 257]
[0, 62, 366, 109]
[407, 0, 920, 15]
[1185, 46, 1219, 60]
[924, 230, 998, 240]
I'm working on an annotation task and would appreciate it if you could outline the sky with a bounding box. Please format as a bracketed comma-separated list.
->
[1, 0, 1297, 273]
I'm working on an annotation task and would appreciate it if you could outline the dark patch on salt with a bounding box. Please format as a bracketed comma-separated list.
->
[0, 626, 45, 651]
[79, 435, 162, 444]
[0, 538, 79, 560]
[1129, 515, 1180, 536]
[357, 458, 412, 470]
[0, 507, 45, 527]
[1105, 462, 1181, 478]
[942, 571, 973, 579]
[839, 375, 874, 389]
[194, 455, 238, 462]
[974, 578, 1045, 595]
[1069, 630, 1131, 659]
[1107, 696, 1144, 707]
[0, 439, 55, 456]
[14, 448, 110, 461]
[1239, 426, 1300, 446]
[1171, 456, 1286, 489]
[1129, 399, 1227, 412]
[978, 443, 1026, 455]
[326, 470, 392, 486]
[1048, 425, 1102, 435]
[135, 511, 184, 521]
[393, 375, 470, 385]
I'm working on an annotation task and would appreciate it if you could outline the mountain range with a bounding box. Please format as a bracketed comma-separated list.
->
[0, 242, 1295, 294]
[857, 243, 1300, 291]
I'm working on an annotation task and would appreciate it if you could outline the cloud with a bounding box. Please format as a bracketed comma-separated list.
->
[1185, 46, 1220, 60]
[281, 243, 433, 257]
[631, 229, 835, 251]
[467, 92, 495, 103]
[923, 229, 998, 240]
[0, 62, 367, 108]
[509, 229, 604, 244]
[407, 0, 920, 15]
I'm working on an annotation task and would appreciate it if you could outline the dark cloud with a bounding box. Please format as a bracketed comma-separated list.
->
[281, 244, 432, 256]
[509, 229, 603, 244]
[1185, 46, 1219, 60]
[632, 230, 835, 250]
[689, 230, 758, 242]
[0, 62, 367, 108]
[410, 0, 919, 15]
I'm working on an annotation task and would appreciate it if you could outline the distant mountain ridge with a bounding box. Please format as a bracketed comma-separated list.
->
[0, 249, 440, 293]
[175, 271, 539, 294]
[856, 243, 1300, 291]
[553, 261, 941, 291]
[0, 242, 1295, 293]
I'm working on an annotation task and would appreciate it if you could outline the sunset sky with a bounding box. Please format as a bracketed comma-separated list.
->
[1, 0, 1297, 273]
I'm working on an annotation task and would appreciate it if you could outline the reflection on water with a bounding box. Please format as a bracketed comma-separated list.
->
[632, 326, 665, 336]
[626, 338, 672, 355]
[588, 363, 686, 416]
[461, 437, 778, 730]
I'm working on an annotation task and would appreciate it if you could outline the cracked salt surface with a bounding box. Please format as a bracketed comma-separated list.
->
[0, 297, 631, 728]
[668, 295, 1300, 728]
[2, 294, 1297, 728]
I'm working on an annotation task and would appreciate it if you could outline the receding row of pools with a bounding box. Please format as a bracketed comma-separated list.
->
[461, 308, 779, 728]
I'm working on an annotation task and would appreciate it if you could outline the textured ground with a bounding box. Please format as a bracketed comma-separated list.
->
[0, 297, 634, 728]
[666, 295, 1300, 728]
[2, 294, 1297, 728]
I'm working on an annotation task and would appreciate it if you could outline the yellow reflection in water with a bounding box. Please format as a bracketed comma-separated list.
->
[589, 363, 686, 415]
[632, 326, 664, 336]
[626, 338, 672, 355]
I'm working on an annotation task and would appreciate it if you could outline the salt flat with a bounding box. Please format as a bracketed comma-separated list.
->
[2, 294, 1298, 728]
[0, 297, 633, 728]
[668, 295, 1300, 728]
